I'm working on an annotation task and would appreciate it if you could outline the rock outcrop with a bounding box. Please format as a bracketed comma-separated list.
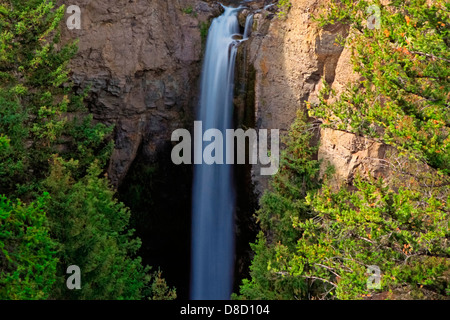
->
[317, 128, 392, 188]
[59, 0, 220, 186]
[240, 0, 351, 194]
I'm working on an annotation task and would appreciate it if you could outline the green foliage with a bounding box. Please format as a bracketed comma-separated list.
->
[181, 6, 196, 16]
[0, 135, 9, 150]
[200, 21, 210, 47]
[0, 0, 83, 194]
[237, 113, 322, 299]
[0, 193, 57, 300]
[239, 0, 450, 300]
[64, 114, 114, 177]
[299, 174, 449, 299]
[42, 158, 150, 300]
[0, 0, 174, 300]
[0, 1, 67, 299]
[257, 114, 322, 248]
[181, 6, 193, 14]
[312, 0, 450, 174]
[149, 269, 177, 300]
[276, 0, 292, 18]
[239, 116, 449, 300]
[234, 232, 307, 300]
[308, 0, 450, 298]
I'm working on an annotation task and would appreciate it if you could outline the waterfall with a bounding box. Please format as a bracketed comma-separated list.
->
[190, 6, 242, 300]
[243, 13, 253, 39]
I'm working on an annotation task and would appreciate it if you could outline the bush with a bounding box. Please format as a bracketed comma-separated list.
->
[237, 114, 322, 300]
[239, 0, 449, 300]
[276, 0, 292, 18]
[42, 158, 151, 300]
[0, 193, 57, 300]
[0, 1, 174, 300]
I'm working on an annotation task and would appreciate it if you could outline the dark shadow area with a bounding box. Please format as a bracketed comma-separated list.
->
[118, 142, 193, 299]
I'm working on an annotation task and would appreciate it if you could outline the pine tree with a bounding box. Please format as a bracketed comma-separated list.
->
[0, 0, 112, 196]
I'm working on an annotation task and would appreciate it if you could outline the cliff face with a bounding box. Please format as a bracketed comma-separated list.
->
[60, 0, 220, 186]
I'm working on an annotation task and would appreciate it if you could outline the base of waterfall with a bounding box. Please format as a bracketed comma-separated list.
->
[171, 121, 279, 176]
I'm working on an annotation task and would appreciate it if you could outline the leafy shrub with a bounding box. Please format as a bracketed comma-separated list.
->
[0, 0, 175, 300]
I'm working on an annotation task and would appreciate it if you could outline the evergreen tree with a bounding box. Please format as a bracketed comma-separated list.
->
[42, 158, 156, 300]
[0, 0, 112, 196]
[236, 114, 323, 300]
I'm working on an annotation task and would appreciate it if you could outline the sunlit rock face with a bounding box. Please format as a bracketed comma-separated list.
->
[239, 0, 351, 195]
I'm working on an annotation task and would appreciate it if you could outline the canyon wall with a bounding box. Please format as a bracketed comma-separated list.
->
[59, 0, 220, 186]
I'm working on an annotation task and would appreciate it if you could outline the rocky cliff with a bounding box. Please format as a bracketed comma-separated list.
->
[238, 0, 354, 194]
[60, 0, 222, 186]
[59, 0, 396, 203]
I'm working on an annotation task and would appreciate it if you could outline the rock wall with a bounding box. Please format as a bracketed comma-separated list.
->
[59, 0, 220, 186]
[317, 128, 392, 188]
[242, 0, 351, 194]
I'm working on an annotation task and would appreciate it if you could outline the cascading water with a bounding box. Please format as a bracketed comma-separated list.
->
[243, 13, 253, 39]
[191, 6, 251, 300]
